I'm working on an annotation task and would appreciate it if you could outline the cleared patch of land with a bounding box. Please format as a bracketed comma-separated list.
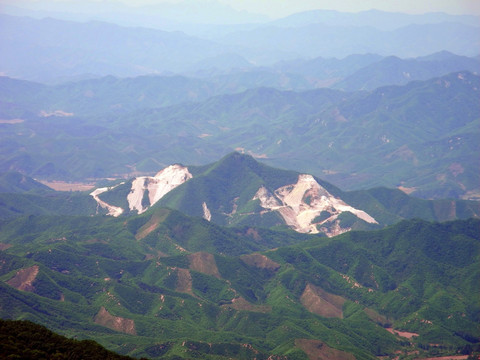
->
[0, 243, 12, 251]
[93, 307, 136, 335]
[39, 180, 95, 192]
[6, 265, 39, 292]
[295, 339, 355, 360]
[39, 110, 74, 117]
[223, 296, 271, 313]
[175, 268, 194, 295]
[300, 283, 346, 318]
[135, 209, 169, 240]
[240, 253, 280, 271]
[398, 186, 417, 195]
[385, 327, 419, 339]
[188, 252, 221, 278]
[0, 119, 24, 124]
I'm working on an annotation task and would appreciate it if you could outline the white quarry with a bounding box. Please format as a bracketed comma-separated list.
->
[90, 163, 376, 237]
[254, 174, 377, 235]
[127, 165, 192, 214]
[90, 185, 125, 217]
[202, 202, 212, 221]
[90, 165, 192, 216]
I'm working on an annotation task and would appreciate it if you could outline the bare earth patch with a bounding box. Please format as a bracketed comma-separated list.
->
[39, 110, 74, 117]
[40, 180, 95, 192]
[364, 307, 390, 326]
[223, 296, 271, 313]
[461, 190, 480, 201]
[0, 119, 24, 124]
[300, 283, 346, 318]
[188, 252, 221, 278]
[135, 209, 169, 240]
[240, 253, 280, 271]
[398, 186, 417, 195]
[385, 328, 419, 339]
[245, 227, 260, 240]
[0, 243, 12, 251]
[94, 307, 136, 335]
[176, 268, 194, 295]
[433, 200, 457, 221]
[295, 339, 355, 360]
[6, 265, 39, 292]
[198, 133, 212, 138]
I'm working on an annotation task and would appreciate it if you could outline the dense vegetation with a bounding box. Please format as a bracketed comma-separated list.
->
[0, 319, 142, 359]
[0, 208, 478, 359]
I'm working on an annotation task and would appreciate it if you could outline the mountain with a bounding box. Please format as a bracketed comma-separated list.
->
[334, 52, 480, 91]
[271, 9, 480, 31]
[0, 190, 103, 220]
[0, 152, 477, 236]
[0, 319, 139, 360]
[92, 153, 479, 237]
[271, 53, 384, 86]
[112, 72, 478, 199]
[0, 14, 227, 82]
[1, 72, 479, 198]
[0, 0, 268, 30]
[0, 210, 478, 358]
[2, 12, 480, 82]
[0, 172, 106, 219]
[218, 22, 480, 61]
[0, 172, 51, 193]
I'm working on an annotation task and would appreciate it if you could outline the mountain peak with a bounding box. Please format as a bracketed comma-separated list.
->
[215, 151, 258, 168]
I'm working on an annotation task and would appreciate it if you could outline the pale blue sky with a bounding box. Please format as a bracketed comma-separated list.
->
[4, 0, 480, 18]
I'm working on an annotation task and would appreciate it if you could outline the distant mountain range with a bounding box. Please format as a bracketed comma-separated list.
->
[333, 52, 480, 91]
[1, 71, 477, 199]
[270, 9, 480, 31]
[0, 11, 479, 82]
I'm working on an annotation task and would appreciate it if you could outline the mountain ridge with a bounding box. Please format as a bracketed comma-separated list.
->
[93, 152, 479, 237]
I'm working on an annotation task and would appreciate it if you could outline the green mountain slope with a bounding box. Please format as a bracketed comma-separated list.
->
[0, 212, 478, 359]
[96, 153, 479, 236]
[333, 52, 480, 91]
[0, 171, 52, 193]
[0, 172, 104, 219]
[1, 72, 478, 198]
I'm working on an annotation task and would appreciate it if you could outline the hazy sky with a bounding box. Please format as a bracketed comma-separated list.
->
[5, 0, 480, 18]
[213, 0, 480, 17]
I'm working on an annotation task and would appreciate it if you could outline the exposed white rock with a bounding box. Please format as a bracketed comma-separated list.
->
[202, 202, 212, 221]
[253, 174, 377, 235]
[127, 164, 192, 214]
[90, 185, 124, 217]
